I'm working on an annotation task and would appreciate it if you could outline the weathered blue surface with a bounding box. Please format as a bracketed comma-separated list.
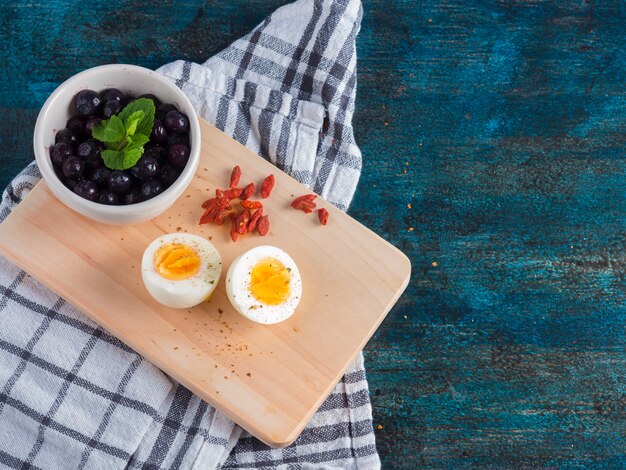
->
[2, 0, 626, 467]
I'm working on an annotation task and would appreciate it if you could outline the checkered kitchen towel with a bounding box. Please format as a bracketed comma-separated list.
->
[0, 0, 379, 468]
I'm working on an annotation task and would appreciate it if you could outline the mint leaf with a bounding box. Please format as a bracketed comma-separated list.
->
[122, 146, 144, 169]
[91, 98, 156, 170]
[101, 143, 145, 170]
[118, 98, 155, 136]
[127, 133, 150, 150]
[91, 115, 125, 143]
[124, 110, 145, 136]
[101, 149, 126, 170]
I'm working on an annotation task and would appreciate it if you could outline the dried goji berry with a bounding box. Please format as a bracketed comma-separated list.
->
[202, 196, 219, 209]
[236, 209, 251, 235]
[292, 194, 317, 204]
[230, 165, 241, 189]
[199, 211, 210, 225]
[241, 182, 255, 200]
[201, 196, 230, 210]
[240, 200, 262, 210]
[291, 201, 315, 213]
[247, 207, 263, 232]
[290, 194, 317, 213]
[214, 212, 226, 225]
[199, 198, 227, 224]
[222, 188, 244, 200]
[257, 215, 270, 236]
[229, 213, 238, 242]
[318, 208, 329, 225]
[260, 174, 275, 199]
[199, 207, 217, 225]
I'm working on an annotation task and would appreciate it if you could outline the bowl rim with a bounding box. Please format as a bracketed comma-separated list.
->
[33, 63, 201, 216]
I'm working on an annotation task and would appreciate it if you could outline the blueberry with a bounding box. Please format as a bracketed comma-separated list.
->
[63, 178, 78, 190]
[124, 191, 142, 205]
[130, 156, 159, 181]
[101, 88, 124, 103]
[167, 143, 190, 168]
[74, 90, 102, 116]
[164, 111, 189, 134]
[140, 179, 164, 200]
[85, 116, 102, 135]
[160, 165, 180, 188]
[89, 167, 111, 188]
[150, 118, 167, 143]
[77, 139, 100, 160]
[108, 171, 132, 195]
[62, 156, 85, 180]
[102, 100, 122, 118]
[73, 180, 99, 202]
[166, 132, 189, 147]
[97, 190, 119, 205]
[50, 142, 73, 167]
[144, 145, 166, 163]
[156, 103, 177, 119]
[87, 155, 103, 169]
[55, 128, 80, 147]
[138, 93, 161, 107]
[66, 116, 86, 137]
[77, 141, 94, 158]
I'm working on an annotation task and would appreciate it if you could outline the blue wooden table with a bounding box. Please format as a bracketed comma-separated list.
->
[2, 1, 626, 467]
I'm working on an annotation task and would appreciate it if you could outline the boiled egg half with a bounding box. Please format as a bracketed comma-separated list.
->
[142, 233, 222, 309]
[226, 245, 302, 324]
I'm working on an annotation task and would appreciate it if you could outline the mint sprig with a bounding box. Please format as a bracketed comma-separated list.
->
[91, 98, 155, 170]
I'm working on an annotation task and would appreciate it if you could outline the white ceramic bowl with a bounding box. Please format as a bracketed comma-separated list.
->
[34, 64, 201, 225]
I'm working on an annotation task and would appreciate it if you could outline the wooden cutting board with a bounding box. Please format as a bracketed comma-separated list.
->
[0, 119, 411, 447]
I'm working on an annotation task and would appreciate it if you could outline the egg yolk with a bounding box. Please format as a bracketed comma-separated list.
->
[250, 257, 291, 305]
[154, 243, 201, 280]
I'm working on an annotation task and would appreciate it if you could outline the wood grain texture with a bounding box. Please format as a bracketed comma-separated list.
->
[0, 119, 410, 447]
[1, 0, 626, 467]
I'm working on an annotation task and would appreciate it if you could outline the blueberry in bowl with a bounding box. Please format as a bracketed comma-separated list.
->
[51, 89, 190, 206]
[34, 64, 201, 225]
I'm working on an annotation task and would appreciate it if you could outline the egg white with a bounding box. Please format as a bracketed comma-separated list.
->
[142, 233, 222, 309]
[226, 245, 302, 324]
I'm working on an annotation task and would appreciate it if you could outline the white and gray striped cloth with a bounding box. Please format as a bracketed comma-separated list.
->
[0, 0, 380, 468]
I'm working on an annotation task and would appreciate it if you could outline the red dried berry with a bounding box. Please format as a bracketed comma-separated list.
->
[318, 208, 329, 225]
[240, 200, 262, 210]
[241, 182, 255, 200]
[229, 213, 238, 242]
[247, 207, 263, 232]
[230, 165, 241, 189]
[222, 188, 244, 200]
[201, 196, 230, 210]
[199, 208, 217, 225]
[236, 209, 251, 235]
[291, 194, 317, 213]
[291, 201, 316, 213]
[257, 215, 270, 236]
[292, 194, 317, 204]
[260, 174, 275, 199]
[214, 212, 226, 225]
